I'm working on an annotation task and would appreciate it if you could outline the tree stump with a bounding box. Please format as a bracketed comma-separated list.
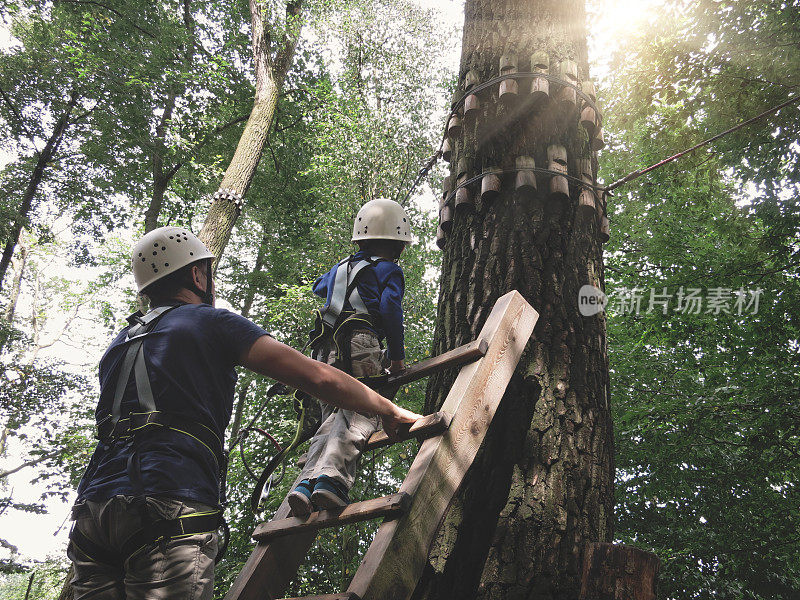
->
[580, 543, 659, 600]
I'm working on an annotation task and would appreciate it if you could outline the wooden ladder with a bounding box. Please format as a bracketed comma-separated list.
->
[225, 291, 538, 600]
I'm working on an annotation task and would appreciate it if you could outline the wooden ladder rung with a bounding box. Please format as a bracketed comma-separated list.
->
[380, 338, 488, 389]
[252, 493, 411, 542]
[364, 410, 451, 451]
[280, 594, 360, 600]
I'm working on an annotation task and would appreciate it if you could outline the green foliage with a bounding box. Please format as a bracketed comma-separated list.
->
[601, 0, 800, 597]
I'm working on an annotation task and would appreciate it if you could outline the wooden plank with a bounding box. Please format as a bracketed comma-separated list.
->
[280, 594, 360, 600]
[224, 472, 317, 600]
[364, 411, 451, 451]
[347, 291, 538, 600]
[223, 341, 477, 600]
[252, 493, 411, 542]
[380, 338, 488, 389]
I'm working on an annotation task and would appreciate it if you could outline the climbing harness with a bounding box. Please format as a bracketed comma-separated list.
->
[74, 304, 229, 565]
[248, 255, 392, 512]
[308, 254, 388, 374]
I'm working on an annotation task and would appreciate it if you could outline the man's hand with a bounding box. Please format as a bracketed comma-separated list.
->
[240, 335, 421, 430]
[382, 403, 422, 439]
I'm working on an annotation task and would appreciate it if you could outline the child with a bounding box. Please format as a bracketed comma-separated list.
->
[288, 199, 411, 516]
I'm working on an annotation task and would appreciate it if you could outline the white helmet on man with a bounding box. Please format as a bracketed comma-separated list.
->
[351, 199, 412, 244]
[132, 226, 214, 292]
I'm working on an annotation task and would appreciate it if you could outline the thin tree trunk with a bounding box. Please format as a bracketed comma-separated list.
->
[416, 2, 613, 599]
[199, 0, 303, 264]
[4, 239, 27, 323]
[143, 90, 177, 233]
[142, 0, 194, 232]
[228, 226, 269, 445]
[0, 92, 78, 292]
[0, 239, 27, 353]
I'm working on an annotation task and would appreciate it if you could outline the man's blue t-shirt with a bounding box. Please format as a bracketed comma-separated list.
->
[77, 303, 269, 507]
[313, 251, 405, 360]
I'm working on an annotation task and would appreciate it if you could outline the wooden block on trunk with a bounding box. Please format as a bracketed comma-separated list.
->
[346, 291, 539, 600]
[600, 214, 610, 242]
[499, 54, 518, 102]
[579, 542, 659, 600]
[547, 145, 569, 202]
[481, 169, 501, 202]
[529, 51, 550, 107]
[447, 114, 462, 139]
[515, 155, 537, 195]
[439, 204, 453, 232]
[557, 59, 579, 115]
[580, 105, 597, 137]
[436, 224, 447, 249]
[464, 93, 481, 120]
[442, 138, 452, 163]
[592, 127, 606, 151]
[578, 189, 597, 216]
[280, 594, 360, 600]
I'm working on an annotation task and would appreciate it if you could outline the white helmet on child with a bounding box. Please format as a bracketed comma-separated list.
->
[351, 199, 412, 244]
[132, 226, 215, 292]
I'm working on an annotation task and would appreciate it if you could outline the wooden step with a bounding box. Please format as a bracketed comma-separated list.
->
[280, 594, 360, 600]
[364, 411, 451, 451]
[252, 493, 411, 542]
[380, 338, 488, 389]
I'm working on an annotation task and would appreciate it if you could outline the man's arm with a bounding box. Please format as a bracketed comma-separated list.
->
[239, 335, 421, 435]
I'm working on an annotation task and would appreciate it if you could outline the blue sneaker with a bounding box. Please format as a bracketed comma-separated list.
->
[288, 479, 314, 517]
[311, 475, 350, 510]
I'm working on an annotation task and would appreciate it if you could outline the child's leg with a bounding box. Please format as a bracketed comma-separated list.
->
[308, 331, 382, 495]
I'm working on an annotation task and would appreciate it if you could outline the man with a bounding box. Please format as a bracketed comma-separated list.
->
[68, 226, 421, 600]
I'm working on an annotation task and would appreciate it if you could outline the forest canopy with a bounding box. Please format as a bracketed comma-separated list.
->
[0, 1, 797, 599]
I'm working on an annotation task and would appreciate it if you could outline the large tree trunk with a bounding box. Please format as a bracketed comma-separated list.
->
[416, 1, 613, 599]
[199, 0, 303, 263]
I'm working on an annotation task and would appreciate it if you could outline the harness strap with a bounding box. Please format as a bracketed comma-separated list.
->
[110, 305, 177, 429]
[322, 256, 383, 327]
[322, 257, 351, 327]
[98, 411, 224, 470]
[69, 510, 223, 567]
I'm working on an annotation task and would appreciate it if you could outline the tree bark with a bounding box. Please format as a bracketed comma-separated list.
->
[416, 2, 613, 599]
[0, 92, 78, 292]
[199, 0, 303, 264]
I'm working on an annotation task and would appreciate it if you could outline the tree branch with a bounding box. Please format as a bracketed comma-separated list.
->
[165, 114, 249, 181]
[57, 0, 157, 39]
[0, 452, 58, 480]
[0, 83, 36, 146]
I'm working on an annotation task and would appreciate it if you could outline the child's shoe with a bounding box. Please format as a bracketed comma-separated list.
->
[288, 479, 314, 516]
[311, 475, 350, 510]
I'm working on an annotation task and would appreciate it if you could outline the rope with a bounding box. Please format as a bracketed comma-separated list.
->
[604, 94, 800, 192]
[402, 78, 800, 206]
[444, 167, 605, 207]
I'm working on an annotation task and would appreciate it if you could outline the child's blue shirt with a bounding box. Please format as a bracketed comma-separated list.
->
[313, 250, 405, 360]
